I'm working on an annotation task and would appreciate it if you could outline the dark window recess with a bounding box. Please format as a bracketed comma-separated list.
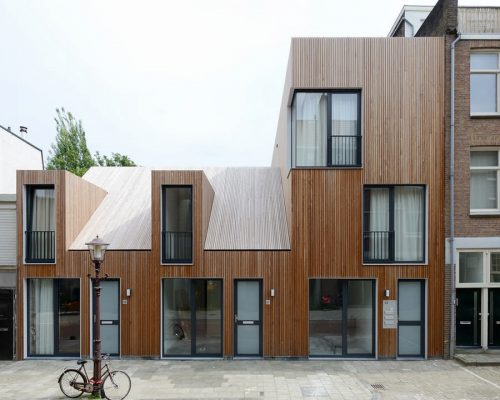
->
[363, 185, 425, 263]
[162, 186, 193, 263]
[292, 90, 362, 168]
[25, 186, 55, 263]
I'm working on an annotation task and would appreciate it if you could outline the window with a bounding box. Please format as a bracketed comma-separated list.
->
[162, 279, 222, 357]
[470, 52, 500, 115]
[363, 185, 425, 263]
[470, 150, 500, 213]
[292, 91, 361, 167]
[27, 279, 80, 357]
[25, 185, 55, 263]
[457, 250, 500, 286]
[161, 186, 193, 263]
[309, 279, 375, 357]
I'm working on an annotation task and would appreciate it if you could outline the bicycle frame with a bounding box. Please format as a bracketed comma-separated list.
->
[63, 359, 114, 394]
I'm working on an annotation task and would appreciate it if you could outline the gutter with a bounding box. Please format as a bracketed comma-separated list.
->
[449, 33, 461, 358]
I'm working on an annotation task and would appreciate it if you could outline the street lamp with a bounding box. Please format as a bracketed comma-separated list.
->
[86, 235, 109, 397]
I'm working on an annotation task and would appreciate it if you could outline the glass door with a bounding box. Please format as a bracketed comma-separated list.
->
[456, 289, 481, 347]
[93, 280, 120, 356]
[488, 289, 500, 347]
[398, 280, 425, 357]
[234, 280, 262, 357]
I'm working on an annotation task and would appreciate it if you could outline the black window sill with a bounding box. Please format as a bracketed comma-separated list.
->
[293, 166, 362, 170]
[25, 259, 55, 264]
[470, 113, 500, 119]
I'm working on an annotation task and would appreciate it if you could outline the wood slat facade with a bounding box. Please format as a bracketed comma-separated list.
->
[16, 37, 445, 360]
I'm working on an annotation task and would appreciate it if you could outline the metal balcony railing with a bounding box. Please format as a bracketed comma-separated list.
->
[162, 231, 193, 263]
[25, 230, 55, 263]
[363, 230, 393, 262]
[329, 135, 361, 166]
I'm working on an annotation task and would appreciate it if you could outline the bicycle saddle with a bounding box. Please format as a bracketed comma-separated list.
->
[77, 360, 87, 365]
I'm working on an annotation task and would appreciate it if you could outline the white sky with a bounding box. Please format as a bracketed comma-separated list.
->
[1, 0, 500, 167]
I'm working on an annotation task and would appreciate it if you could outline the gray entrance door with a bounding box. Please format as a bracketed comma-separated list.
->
[94, 280, 120, 356]
[0, 289, 13, 360]
[234, 280, 262, 357]
[398, 280, 425, 357]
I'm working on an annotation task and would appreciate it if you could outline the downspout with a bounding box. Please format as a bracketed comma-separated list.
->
[449, 33, 461, 358]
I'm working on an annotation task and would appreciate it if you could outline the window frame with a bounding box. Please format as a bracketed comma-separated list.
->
[470, 51, 500, 117]
[291, 89, 362, 168]
[363, 184, 426, 264]
[161, 185, 193, 265]
[470, 148, 500, 215]
[457, 249, 500, 288]
[24, 184, 56, 264]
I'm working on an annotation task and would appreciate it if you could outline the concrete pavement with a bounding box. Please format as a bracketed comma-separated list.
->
[1, 359, 500, 399]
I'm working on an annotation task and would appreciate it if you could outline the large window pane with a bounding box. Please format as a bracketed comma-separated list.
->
[346, 281, 373, 355]
[471, 53, 498, 70]
[470, 170, 497, 209]
[194, 280, 222, 355]
[294, 93, 328, 166]
[471, 151, 498, 167]
[459, 252, 484, 283]
[162, 186, 192, 263]
[471, 74, 497, 113]
[398, 326, 421, 355]
[364, 188, 390, 261]
[491, 253, 500, 283]
[309, 279, 343, 356]
[163, 279, 192, 355]
[29, 279, 54, 355]
[399, 281, 421, 321]
[58, 280, 80, 355]
[330, 93, 360, 166]
[394, 187, 424, 262]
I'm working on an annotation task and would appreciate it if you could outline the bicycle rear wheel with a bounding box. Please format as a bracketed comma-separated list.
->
[58, 369, 86, 398]
[102, 370, 131, 400]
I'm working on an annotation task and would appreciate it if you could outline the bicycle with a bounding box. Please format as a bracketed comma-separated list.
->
[58, 354, 131, 400]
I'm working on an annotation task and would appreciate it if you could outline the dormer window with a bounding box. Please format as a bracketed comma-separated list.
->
[161, 186, 193, 264]
[25, 185, 55, 263]
[292, 91, 362, 167]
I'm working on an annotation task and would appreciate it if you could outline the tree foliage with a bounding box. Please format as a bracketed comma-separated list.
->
[47, 108, 136, 176]
[47, 108, 94, 177]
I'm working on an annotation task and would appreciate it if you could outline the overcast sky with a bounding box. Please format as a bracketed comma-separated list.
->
[1, 0, 499, 167]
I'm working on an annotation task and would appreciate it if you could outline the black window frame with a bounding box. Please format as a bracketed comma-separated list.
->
[25, 184, 55, 264]
[161, 185, 193, 264]
[292, 89, 362, 168]
[363, 184, 426, 264]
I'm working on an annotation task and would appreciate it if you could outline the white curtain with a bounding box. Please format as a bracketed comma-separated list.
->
[31, 189, 55, 259]
[368, 188, 389, 260]
[395, 187, 424, 261]
[295, 93, 327, 166]
[29, 279, 54, 355]
[331, 93, 358, 165]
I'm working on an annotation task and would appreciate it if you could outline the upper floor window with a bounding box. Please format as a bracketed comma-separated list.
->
[470, 150, 500, 214]
[25, 185, 55, 263]
[292, 91, 361, 167]
[458, 251, 500, 286]
[363, 185, 425, 263]
[470, 52, 500, 115]
[162, 186, 192, 264]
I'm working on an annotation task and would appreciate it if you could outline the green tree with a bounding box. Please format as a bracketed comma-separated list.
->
[47, 108, 95, 177]
[47, 108, 137, 176]
[94, 151, 136, 167]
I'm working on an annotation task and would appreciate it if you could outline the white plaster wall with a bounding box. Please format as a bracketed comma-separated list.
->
[0, 129, 43, 194]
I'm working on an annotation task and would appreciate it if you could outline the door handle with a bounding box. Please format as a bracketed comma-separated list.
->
[460, 321, 471, 325]
[234, 314, 238, 323]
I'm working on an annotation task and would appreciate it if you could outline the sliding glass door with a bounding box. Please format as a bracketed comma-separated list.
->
[28, 279, 80, 357]
[309, 279, 375, 357]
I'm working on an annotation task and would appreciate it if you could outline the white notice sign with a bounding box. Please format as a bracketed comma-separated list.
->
[383, 300, 397, 329]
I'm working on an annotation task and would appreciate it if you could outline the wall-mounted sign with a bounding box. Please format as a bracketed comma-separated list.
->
[383, 300, 397, 329]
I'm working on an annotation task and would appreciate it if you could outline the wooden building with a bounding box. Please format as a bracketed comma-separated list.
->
[16, 36, 445, 360]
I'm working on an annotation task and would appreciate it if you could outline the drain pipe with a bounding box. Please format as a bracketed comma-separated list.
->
[449, 33, 461, 358]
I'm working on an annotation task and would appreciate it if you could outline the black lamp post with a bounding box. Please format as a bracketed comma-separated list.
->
[86, 235, 109, 397]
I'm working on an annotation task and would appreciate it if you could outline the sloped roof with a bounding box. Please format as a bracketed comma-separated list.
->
[69, 166, 290, 251]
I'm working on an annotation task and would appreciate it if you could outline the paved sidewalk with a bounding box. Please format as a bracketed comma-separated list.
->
[1, 359, 500, 399]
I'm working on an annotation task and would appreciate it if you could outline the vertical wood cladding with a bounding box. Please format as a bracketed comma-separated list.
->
[17, 37, 445, 359]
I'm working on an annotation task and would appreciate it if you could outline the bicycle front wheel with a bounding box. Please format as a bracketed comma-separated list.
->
[102, 370, 131, 400]
[58, 369, 86, 398]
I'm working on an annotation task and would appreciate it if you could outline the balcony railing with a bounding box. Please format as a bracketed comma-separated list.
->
[25, 230, 55, 263]
[162, 231, 193, 263]
[363, 230, 393, 262]
[329, 135, 361, 167]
